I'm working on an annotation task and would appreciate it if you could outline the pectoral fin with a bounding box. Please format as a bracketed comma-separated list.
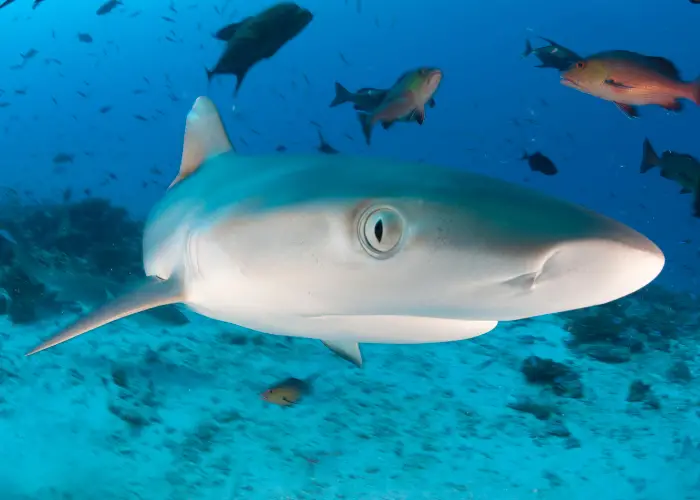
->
[315, 316, 498, 367]
[322, 340, 363, 367]
[26, 277, 184, 356]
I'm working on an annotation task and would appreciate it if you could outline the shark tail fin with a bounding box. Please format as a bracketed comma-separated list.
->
[640, 138, 661, 173]
[330, 82, 353, 107]
[26, 277, 183, 356]
[523, 39, 533, 58]
[168, 96, 234, 189]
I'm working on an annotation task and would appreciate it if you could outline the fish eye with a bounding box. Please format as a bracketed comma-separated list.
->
[358, 206, 404, 259]
[575, 61, 585, 69]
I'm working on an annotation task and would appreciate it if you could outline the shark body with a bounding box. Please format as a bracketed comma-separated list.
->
[26, 97, 665, 366]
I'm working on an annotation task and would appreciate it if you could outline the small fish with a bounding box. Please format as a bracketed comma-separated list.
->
[96, 0, 121, 15]
[32, 0, 46, 8]
[0, 0, 16, 10]
[261, 376, 315, 406]
[99, 105, 112, 113]
[521, 151, 558, 176]
[641, 138, 700, 217]
[21, 48, 38, 60]
[357, 67, 443, 145]
[78, 33, 93, 43]
[275, 144, 287, 152]
[317, 130, 339, 154]
[53, 153, 74, 164]
[561, 50, 700, 118]
[523, 37, 581, 71]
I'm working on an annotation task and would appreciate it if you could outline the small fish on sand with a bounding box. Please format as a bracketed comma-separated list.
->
[560, 50, 700, 118]
[641, 138, 700, 217]
[521, 151, 558, 176]
[523, 37, 582, 71]
[357, 67, 442, 145]
[207, 2, 313, 95]
[261, 376, 315, 406]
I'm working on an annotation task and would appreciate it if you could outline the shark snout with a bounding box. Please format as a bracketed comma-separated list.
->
[535, 231, 664, 312]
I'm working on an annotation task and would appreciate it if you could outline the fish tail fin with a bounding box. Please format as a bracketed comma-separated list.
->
[690, 77, 700, 105]
[358, 112, 373, 146]
[693, 182, 700, 218]
[520, 150, 529, 161]
[330, 82, 352, 107]
[640, 138, 661, 173]
[523, 39, 533, 58]
[205, 67, 214, 82]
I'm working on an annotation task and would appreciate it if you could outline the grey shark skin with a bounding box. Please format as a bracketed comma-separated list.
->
[26, 97, 665, 367]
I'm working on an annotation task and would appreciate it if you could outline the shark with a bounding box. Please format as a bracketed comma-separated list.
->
[25, 96, 665, 367]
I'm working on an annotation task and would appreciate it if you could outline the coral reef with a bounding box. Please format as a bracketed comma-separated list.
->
[0, 197, 186, 326]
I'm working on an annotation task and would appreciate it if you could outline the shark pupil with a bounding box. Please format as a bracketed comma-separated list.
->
[374, 219, 384, 242]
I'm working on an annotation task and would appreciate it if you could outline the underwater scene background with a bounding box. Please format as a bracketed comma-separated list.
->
[0, 0, 699, 498]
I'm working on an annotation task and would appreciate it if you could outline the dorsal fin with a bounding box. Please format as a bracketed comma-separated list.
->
[168, 96, 233, 189]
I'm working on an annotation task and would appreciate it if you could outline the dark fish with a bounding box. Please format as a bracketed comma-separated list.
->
[78, 33, 93, 43]
[32, 0, 46, 8]
[317, 130, 339, 154]
[521, 151, 558, 176]
[0, 0, 16, 10]
[207, 2, 313, 95]
[275, 144, 287, 152]
[21, 48, 38, 60]
[523, 37, 582, 71]
[96, 0, 121, 15]
[641, 138, 700, 217]
[53, 153, 74, 164]
[99, 105, 112, 113]
[261, 376, 315, 406]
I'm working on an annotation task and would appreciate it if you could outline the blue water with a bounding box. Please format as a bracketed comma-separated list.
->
[0, 1, 699, 499]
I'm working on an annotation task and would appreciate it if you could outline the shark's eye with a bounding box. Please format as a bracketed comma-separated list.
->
[358, 206, 404, 259]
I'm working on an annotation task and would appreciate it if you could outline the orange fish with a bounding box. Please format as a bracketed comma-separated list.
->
[261, 376, 314, 406]
[560, 50, 700, 118]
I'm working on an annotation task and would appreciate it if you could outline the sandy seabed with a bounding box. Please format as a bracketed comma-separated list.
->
[0, 299, 697, 500]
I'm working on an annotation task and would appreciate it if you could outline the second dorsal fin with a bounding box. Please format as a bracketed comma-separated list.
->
[168, 96, 233, 189]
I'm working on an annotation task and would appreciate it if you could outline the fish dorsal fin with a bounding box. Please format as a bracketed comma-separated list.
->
[168, 96, 233, 189]
[645, 56, 681, 80]
[213, 19, 250, 41]
[26, 277, 183, 356]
